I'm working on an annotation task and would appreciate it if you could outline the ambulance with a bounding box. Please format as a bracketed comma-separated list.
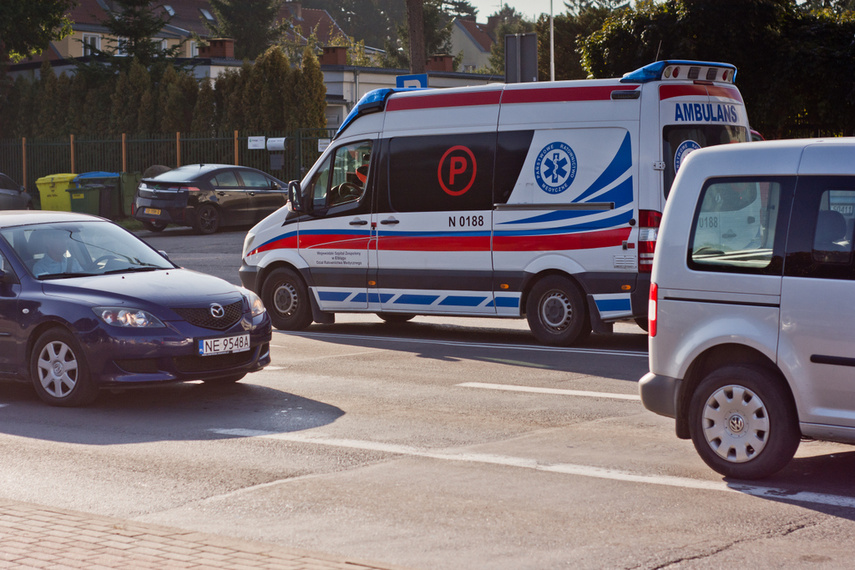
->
[238, 60, 751, 346]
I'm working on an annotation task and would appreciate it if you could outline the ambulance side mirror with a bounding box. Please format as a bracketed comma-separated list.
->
[288, 180, 311, 214]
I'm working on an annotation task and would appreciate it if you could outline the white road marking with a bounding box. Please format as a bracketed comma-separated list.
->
[283, 331, 647, 358]
[457, 382, 641, 401]
[209, 428, 855, 510]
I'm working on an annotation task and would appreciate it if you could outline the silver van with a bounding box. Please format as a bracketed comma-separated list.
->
[639, 138, 855, 479]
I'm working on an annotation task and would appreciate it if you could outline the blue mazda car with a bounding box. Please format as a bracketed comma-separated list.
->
[0, 211, 271, 406]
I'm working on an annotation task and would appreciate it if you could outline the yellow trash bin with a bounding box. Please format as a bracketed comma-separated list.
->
[35, 173, 78, 211]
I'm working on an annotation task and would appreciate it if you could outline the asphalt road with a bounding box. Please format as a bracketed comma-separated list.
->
[0, 225, 853, 569]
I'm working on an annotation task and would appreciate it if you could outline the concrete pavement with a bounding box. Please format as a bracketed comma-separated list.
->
[0, 498, 407, 569]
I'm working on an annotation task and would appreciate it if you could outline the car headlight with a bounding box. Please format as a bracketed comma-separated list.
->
[94, 307, 165, 328]
[239, 288, 266, 317]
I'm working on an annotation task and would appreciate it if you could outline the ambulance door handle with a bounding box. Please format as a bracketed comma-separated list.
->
[349, 218, 368, 226]
[380, 217, 399, 225]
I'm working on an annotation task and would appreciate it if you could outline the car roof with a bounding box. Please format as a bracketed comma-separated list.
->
[682, 137, 855, 178]
[145, 164, 271, 182]
[0, 210, 103, 229]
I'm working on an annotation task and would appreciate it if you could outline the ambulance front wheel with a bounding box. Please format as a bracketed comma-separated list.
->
[261, 268, 313, 331]
[526, 276, 591, 346]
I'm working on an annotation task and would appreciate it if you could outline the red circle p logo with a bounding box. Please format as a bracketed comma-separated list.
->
[437, 145, 477, 196]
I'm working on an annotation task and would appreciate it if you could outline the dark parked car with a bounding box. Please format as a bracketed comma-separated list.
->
[0, 211, 271, 406]
[0, 173, 33, 210]
[132, 164, 288, 234]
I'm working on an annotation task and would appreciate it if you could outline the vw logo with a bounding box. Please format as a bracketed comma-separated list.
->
[210, 303, 225, 318]
[728, 414, 745, 434]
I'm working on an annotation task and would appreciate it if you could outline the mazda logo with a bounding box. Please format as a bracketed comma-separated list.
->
[210, 303, 225, 318]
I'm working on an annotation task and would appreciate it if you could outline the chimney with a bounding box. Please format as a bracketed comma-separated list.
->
[320, 45, 347, 66]
[198, 38, 235, 59]
[286, 1, 302, 20]
[425, 54, 453, 72]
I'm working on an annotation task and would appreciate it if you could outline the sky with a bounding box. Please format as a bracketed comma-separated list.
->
[468, 0, 559, 21]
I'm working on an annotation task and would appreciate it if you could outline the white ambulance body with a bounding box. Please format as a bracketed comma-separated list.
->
[239, 60, 751, 345]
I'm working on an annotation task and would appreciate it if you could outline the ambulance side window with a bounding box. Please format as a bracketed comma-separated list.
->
[306, 140, 373, 210]
[388, 133, 494, 212]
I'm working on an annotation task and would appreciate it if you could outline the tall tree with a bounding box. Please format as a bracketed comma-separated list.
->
[97, 0, 183, 71]
[207, 0, 285, 61]
[0, 0, 76, 63]
[407, 0, 427, 73]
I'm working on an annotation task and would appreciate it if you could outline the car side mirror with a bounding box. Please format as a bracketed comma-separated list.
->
[288, 180, 311, 214]
[158, 250, 170, 261]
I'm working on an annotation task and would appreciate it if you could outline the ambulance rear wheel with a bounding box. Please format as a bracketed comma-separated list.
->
[526, 276, 590, 346]
[261, 268, 312, 331]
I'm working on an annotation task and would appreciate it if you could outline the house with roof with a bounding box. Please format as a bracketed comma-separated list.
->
[7, 0, 503, 129]
[450, 18, 496, 73]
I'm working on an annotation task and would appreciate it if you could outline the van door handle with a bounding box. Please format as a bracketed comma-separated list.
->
[380, 217, 399, 225]
[349, 218, 368, 226]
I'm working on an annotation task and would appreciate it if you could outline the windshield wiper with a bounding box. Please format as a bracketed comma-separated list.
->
[101, 266, 163, 275]
[38, 272, 96, 280]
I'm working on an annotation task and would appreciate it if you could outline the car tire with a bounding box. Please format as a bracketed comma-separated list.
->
[261, 267, 313, 330]
[203, 373, 246, 385]
[194, 204, 221, 235]
[30, 328, 99, 407]
[142, 220, 168, 232]
[688, 365, 800, 479]
[526, 275, 591, 346]
[377, 313, 415, 323]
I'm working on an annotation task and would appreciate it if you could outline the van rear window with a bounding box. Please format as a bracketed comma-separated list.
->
[689, 179, 785, 274]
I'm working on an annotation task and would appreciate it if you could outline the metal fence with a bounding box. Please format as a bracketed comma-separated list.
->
[0, 129, 336, 211]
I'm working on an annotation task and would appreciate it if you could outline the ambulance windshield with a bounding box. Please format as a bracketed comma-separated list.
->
[663, 125, 748, 198]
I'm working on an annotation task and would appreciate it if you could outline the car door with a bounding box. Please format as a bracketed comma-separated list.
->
[208, 169, 250, 226]
[780, 175, 855, 429]
[237, 170, 287, 223]
[0, 248, 21, 373]
[299, 139, 375, 311]
[0, 174, 22, 210]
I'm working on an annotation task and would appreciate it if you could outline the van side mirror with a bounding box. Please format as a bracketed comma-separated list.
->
[288, 180, 311, 214]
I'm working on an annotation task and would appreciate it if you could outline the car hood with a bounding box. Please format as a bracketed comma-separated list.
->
[41, 268, 243, 309]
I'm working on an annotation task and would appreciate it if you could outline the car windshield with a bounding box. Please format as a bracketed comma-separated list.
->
[0, 221, 175, 279]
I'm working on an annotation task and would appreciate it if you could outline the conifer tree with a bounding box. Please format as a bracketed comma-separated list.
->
[191, 80, 217, 134]
[35, 60, 61, 138]
[295, 46, 327, 130]
[207, 0, 285, 61]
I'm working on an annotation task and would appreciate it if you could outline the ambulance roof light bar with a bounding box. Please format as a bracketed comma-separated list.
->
[620, 60, 737, 84]
[336, 87, 425, 139]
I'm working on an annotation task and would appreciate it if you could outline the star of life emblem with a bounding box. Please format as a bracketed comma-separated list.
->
[535, 142, 577, 195]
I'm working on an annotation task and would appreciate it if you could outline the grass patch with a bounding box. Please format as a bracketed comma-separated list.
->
[115, 218, 144, 231]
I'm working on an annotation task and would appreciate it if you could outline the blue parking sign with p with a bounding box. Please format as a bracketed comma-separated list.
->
[396, 74, 428, 88]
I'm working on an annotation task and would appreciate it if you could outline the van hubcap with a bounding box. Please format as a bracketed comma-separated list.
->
[540, 291, 572, 331]
[273, 282, 298, 316]
[702, 384, 769, 463]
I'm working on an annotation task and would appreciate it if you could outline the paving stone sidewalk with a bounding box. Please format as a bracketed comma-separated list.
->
[0, 498, 407, 570]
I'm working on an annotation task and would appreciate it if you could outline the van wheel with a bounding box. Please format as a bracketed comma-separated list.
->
[688, 365, 800, 479]
[30, 329, 99, 407]
[526, 276, 590, 346]
[194, 204, 220, 234]
[261, 268, 313, 330]
[377, 313, 415, 323]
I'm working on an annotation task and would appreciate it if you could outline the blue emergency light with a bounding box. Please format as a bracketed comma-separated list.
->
[621, 60, 737, 84]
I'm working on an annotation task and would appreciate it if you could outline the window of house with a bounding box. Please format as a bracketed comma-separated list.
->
[83, 35, 100, 56]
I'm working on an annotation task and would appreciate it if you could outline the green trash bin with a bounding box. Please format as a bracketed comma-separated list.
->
[74, 172, 123, 219]
[35, 173, 77, 211]
[67, 184, 102, 215]
[120, 172, 141, 218]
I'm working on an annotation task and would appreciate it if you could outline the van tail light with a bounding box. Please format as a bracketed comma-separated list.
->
[638, 210, 662, 273]
[648, 282, 658, 337]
